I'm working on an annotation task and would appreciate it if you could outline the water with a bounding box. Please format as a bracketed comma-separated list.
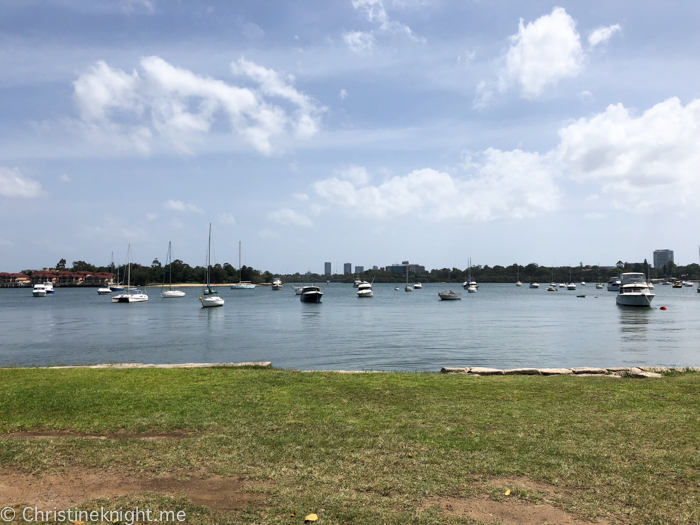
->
[1, 283, 698, 371]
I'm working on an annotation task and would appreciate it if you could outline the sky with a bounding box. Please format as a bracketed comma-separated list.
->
[2, 0, 700, 274]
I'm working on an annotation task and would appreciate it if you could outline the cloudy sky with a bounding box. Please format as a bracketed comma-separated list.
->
[2, 0, 700, 273]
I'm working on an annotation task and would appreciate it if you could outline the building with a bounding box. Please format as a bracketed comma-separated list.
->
[324, 262, 331, 275]
[653, 249, 674, 269]
[372, 266, 378, 270]
[355, 266, 364, 274]
[387, 262, 426, 274]
[343, 263, 352, 275]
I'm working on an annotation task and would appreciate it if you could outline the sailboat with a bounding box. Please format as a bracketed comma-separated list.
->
[516, 265, 522, 286]
[405, 263, 413, 292]
[464, 258, 477, 292]
[230, 241, 255, 289]
[200, 224, 224, 307]
[566, 268, 577, 290]
[112, 245, 148, 303]
[109, 252, 124, 291]
[162, 242, 185, 298]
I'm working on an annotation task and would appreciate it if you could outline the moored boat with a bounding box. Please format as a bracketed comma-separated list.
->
[271, 278, 283, 290]
[112, 245, 149, 303]
[616, 272, 655, 307]
[97, 286, 112, 295]
[300, 285, 323, 303]
[200, 225, 224, 308]
[438, 290, 461, 300]
[607, 277, 621, 292]
[357, 281, 373, 297]
[529, 282, 539, 289]
[32, 284, 47, 297]
[161, 241, 186, 298]
[43, 281, 55, 294]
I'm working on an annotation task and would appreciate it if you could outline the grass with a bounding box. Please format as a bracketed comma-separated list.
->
[1, 367, 699, 524]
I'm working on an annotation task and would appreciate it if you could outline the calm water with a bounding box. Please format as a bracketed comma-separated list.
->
[1, 283, 698, 371]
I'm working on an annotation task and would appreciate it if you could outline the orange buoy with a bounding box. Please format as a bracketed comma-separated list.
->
[660, 306, 667, 310]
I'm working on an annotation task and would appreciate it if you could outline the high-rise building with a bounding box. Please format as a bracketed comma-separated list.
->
[372, 265, 378, 270]
[653, 249, 674, 268]
[324, 262, 331, 275]
[343, 263, 352, 275]
[355, 266, 364, 274]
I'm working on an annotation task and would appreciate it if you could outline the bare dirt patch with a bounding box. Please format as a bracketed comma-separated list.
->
[1, 430, 190, 441]
[0, 468, 265, 513]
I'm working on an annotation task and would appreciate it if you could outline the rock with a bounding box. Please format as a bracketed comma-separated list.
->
[441, 367, 469, 374]
[539, 368, 573, 375]
[469, 367, 504, 375]
[575, 374, 620, 378]
[606, 367, 633, 373]
[571, 367, 608, 375]
[503, 368, 541, 375]
[639, 366, 668, 373]
[628, 368, 663, 378]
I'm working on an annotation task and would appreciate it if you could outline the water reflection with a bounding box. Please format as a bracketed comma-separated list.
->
[617, 306, 652, 344]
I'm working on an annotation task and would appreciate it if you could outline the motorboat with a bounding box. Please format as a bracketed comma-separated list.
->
[405, 263, 413, 291]
[272, 278, 283, 290]
[529, 282, 539, 288]
[559, 283, 565, 288]
[616, 272, 655, 307]
[110, 284, 125, 292]
[32, 284, 47, 297]
[357, 281, 373, 298]
[662, 281, 671, 285]
[683, 281, 693, 287]
[580, 281, 586, 286]
[462, 258, 478, 289]
[293, 285, 304, 295]
[394, 286, 399, 291]
[467, 285, 477, 293]
[231, 242, 256, 289]
[43, 281, 55, 293]
[97, 286, 112, 295]
[112, 245, 149, 303]
[200, 225, 223, 307]
[438, 290, 462, 300]
[566, 282, 577, 290]
[353, 279, 361, 288]
[607, 278, 621, 292]
[547, 285, 557, 292]
[516, 265, 522, 286]
[596, 282, 604, 289]
[300, 285, 323, 303]
[672, 281, 683, 288]
[414, 282, 423, 289]
[162, 241, 186, 298]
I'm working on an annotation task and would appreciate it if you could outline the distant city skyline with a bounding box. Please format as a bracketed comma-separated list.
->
[2, 2, 700, 273]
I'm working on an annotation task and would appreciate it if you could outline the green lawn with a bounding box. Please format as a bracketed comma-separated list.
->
[0, 367, 698, 524]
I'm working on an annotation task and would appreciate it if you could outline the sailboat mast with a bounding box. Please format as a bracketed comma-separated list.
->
[168, 241, 172, 289]
[127, 244, 131, 290]
[207, 224, 211, 287]
[239, 241, 242, 283]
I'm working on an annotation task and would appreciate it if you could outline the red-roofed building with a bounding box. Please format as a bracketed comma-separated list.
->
[0, 273, 32, 287]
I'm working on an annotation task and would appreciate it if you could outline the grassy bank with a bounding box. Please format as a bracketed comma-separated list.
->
[1, 367, 698, 524]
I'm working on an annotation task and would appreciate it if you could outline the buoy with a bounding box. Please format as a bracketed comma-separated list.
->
[660, 306, 667, 310]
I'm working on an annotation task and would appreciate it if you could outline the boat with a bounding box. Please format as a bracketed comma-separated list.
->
[566, 269, 576, 290]
[683, 281, 693, 287]
[394, 286, 399, 291]
[559, 283, 565, 288]
[405, 264, 413, 292]
[109, 253, 125, 291]
[616, 272, 655, 307]
[672, 281, 683, 289]
[353, 278, 361, 288]
[607, 277, 621, 292]
[357, 281, 373, 298]
[230, 241, 256, 289]
[300, 285, 323, 303]
[547, 284, 557, 292]
[43, 281, 55, 294]
[112, 245, 148, 303]
[97, 286, 112, 295]
[438, 290, 462, 300]
[161, 241, 186, 298]
[516, 265, 522, 286]
[580, 281, 586, 286]
[200, 225, 224, 308]
[662, 281, 671, 285]
[32, 284, 47, 297]
[271, 278, 283, 291]
[293, 285, 304, 295]
[462, 258, 478, 289]
[467, 285, 477, 293]
[414, 282, 422, 289]
[529, 282, 539, 288]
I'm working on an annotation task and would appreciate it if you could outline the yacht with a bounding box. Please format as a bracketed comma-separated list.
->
[32, 284, 47, 297]
[112, 245, 148, 303]
[595, 282, 604, 289]
[529, 282, 539, 289]
[293, 285, 304, 295]
[43, 282, 55, 294]
[199, 225, 224, 308]
[616, 272, 655, 307]
[467, 285, 477, 293]
[161, 241, 186, 298]
[438, 290, 462, 300]
[414, 282, 423, 289]
[357, 281, 373, 298]
[97, 286, 112, 295]
[353, 279, 361, 288]
[271, 278, 283, 290]
[607, 277, 621, 292]
[462, 258, 478, 289]
[516, 265, 522, 286]
[683, 281, 693, 287]
[672, 281, 683, 289]
[547, 284, 557, 292]
[300, 285, 323, 303]
[230, 242, 256, 289]
[567, 282, 577, 290]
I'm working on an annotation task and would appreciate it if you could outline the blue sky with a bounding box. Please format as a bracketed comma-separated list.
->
[2, 0, 700, 273]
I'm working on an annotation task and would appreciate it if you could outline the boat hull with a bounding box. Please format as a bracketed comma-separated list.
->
[300, 290, 323, 302]
[112, 293, 148, 303]
[162, 290, 186, 298]
[32, 290, 47, 297]
[357, 290, 373, 297]
[200, 296, 224, 307]
[616, 293, 655, 307]
[438, 291, 461, 300]
[230, 284, 255, 289]
[97, 288, 112, 295]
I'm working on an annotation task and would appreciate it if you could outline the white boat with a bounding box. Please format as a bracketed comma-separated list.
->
[566, 270, 576, 290]
[357, 281, 373, 297]
[547, 285, 557, 292]
[414, 282, 423, 289]
[293, 285, 304, 295]
[529, 282, 539, 288]
[271, 278, 283, 290]
[32, 284, 47, 297]
[462, 258, 478, 289]
[467, 285, 477, 293]
[109, 254, 124, 291]
[112, 245, 148, 303]
[607, 277, 621, 292]
[559, 283, 565, 288]
[200, 225, 224, 308]
[300, 285, 323, 302]
[438, 290, 461, 300]
[405, 263, 413, 292]
[684, 281, 693, 287]
[394, 286, 399, 291]
[596, 282, 604, 289]
[353, 279, 361, 288]
[230, 241, 255, 289]
[97, 286, 112, 295]
[161, 241, 186, 298]
[516, 265, 522, 286]
[616, 272, 655, 307]
[580, 281, 586, 286]
[43, 281, 55, 293]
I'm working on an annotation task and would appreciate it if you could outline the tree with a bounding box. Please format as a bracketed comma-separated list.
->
[616, 260, 624, 269]
[56, 258, 66, 270]
[72, 260, 95, 272]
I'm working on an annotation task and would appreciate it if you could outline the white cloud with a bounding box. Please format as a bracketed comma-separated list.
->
[241, 22, 265, 39]
[268, 208, 314, 227]
[81, 216, 147, 241]
[163, 200, 202, 213]
[340, 89, 348, 99]
[498, 7, 584, 98]
[578, 90, 593, 102]
[343, 31, 376, 52]
[314, 150, 559, 222]
[292, 193, 309, 201]
[472, 81, 494, 110]
[344, 0, 423, 53]
[336, 165, 371, 185]
[556, 97, 700, 210]
[72, 56, 324, 156]
[121, 0, 154, 14]
[588, 24, 621, 48]
[59, 173, 72, 183]
[0, 167, 44, 198]
[218, 212, 236, 225]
